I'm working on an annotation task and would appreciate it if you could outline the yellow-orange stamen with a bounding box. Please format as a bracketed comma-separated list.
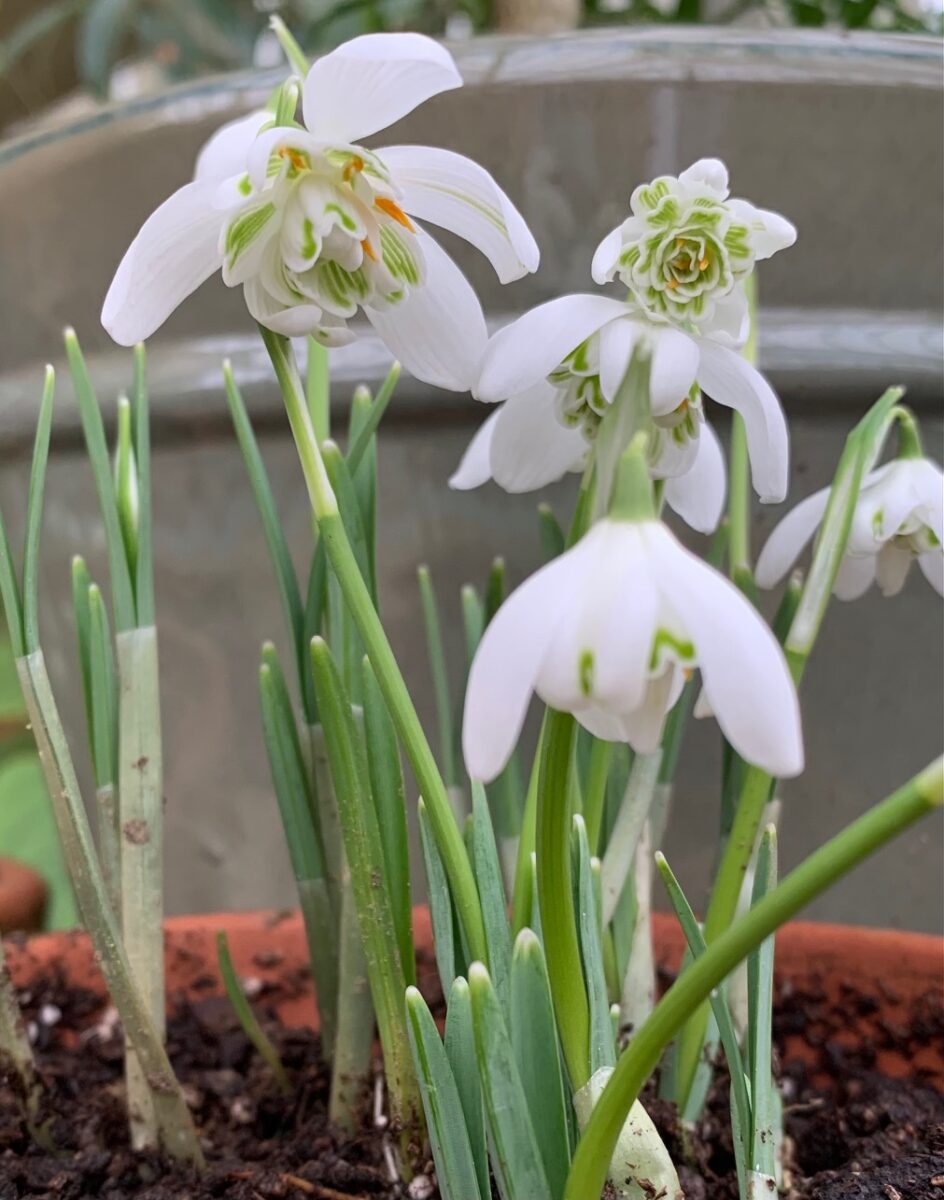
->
[278, 147, 309, 173]
[343, 155, 365, 183]
[375, 197, 416, 232]
[667, 279, 678, 290]
[361, 237, 377, 262]
[698, 257, 709, 270]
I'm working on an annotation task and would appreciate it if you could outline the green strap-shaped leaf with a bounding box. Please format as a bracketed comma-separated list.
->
[747, 827, 778, 1182]
[469, 963, 552, 1200]
[361, 656, 414, 987]
[259, 646, 324, 885]
[510, 930, 570, 1200]
[64, 331, 135, 631]
[444, 977, 489, 1200]
[573, 815, 615, 1074]
[217, 931, 290, 1094]
[471, 781, 512, 1012]
[537, 503, 565, 562]
[417, 565, 458, 790]
[347, 385, 377, 593]
[407, 985, 484, 1200]
[22, 366, 55, 656]
[418, 797, 459, 995]
[223, 362, 311, 716]
[655, 850, 750, 1185]
[131, 344, 155, 628]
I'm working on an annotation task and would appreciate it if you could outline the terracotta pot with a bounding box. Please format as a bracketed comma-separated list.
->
[0, 857, 47, 933]
[4, 908, 941, 1086]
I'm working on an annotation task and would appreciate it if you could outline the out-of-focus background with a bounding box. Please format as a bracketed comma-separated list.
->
[0, 0, 941, 935]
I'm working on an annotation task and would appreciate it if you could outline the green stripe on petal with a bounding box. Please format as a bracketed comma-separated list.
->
[225, 203, 276, 269]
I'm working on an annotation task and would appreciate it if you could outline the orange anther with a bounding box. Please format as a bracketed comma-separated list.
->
[343, 155, 365, 183]
[375, 197, 416, 232]
[361, 237, 377, 262]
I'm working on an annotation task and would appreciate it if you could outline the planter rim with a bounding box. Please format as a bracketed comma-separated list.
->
[0, 28, 939, 172]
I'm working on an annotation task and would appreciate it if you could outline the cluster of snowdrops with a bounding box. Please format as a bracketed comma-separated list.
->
[0, 23, 941, 1200]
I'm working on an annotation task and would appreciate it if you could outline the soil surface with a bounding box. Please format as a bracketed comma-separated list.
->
[0, 956, 941, 1199]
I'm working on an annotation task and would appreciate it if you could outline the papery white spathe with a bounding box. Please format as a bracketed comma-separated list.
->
[756, 456, 944, 599]
[463, 517, 804, 783]
[592, 158, 796, 343]
[102, 33, 538, 391]
[450, 292, 789, 531]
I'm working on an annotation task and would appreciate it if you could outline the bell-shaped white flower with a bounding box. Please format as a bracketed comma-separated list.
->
[462, 446, 804, 783]
[592, 157, 796, 343]
[102, 32, 539, 391]
[451, 291, 789, 531]
[757, 455, 944, 600]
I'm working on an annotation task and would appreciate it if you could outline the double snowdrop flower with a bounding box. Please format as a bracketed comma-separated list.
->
[463, 443, 804, 782]
[102, 33, 538, 391]
[451, 159, 795, 534]
[592, 157, 795, 342]
[757, 454, 944, 600]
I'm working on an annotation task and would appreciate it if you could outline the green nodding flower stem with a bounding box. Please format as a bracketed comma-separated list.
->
[567, 756, 943, 1200]
[259, 326, 487, 965]
[893, 405, 923, 460]
[675, 384, 905, 1106]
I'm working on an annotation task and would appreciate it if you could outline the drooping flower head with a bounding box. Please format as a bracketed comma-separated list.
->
[463, 440, 804, 782]
[757, 454, 944, 600]
[103, 33, 538, 391]
[451, 159, 795, 531]
[592, 158, 796, 343]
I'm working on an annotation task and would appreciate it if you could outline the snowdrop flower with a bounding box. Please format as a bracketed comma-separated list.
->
[757, 455, 944, 600]
[463, 443, 803, 782]
[592, 158, 795, 343]
[451, 291, 788, 533]
[102, 33, 538, 391]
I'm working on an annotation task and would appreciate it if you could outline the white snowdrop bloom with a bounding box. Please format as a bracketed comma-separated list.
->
[757, 456, 944, 600]
[102, 33, 538, 391]
[591, 157, 795, 343]
[463, 510, 804, 783]
[451, 292, 790, 532]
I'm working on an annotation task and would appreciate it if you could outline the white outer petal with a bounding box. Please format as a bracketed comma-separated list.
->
[102, 178, 225, 346]
[302, 33, 462, 143]
[379, 145, 539, 283]
[194, 110, 270, 182]
[449, 408, 500, 490]
[727, 197, 797, 260]
[534, 522, 658, 715]
[365, 227, 486, 392]
[695, 339, 789, 503]
[754, 487, 831, 589]
[476, 295, 628, 402]
[463, 555, 579, 782]
[647, 523, 804, 777]
[489, 382, 586, 493]
[663, 421, 727, 535]
[679, 157, 729, 196]
[591, 225, 623, 283]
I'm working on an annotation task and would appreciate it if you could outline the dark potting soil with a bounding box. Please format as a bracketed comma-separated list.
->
[0, 956, 941, 1200]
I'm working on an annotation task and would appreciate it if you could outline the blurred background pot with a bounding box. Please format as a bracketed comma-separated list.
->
[4, 908, 942, 1088]
[0, 29, 940, 928]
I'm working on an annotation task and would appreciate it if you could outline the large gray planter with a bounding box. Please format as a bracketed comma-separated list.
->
[0, 29, 941, 929]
